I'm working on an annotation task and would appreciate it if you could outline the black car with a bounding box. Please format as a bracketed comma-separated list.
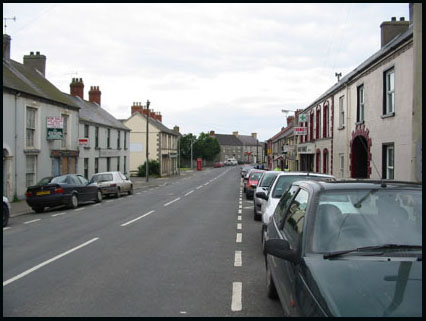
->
[25, 174, 103, 213]
[264, 180, 422, 317]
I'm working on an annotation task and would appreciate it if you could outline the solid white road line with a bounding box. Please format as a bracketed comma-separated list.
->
[121, 210, 155, 227]
[231, 282, 243, 311]
[234, 251, 242, 267]
[236, 233, 242, 243]
[164, 197, 181, 207]
[184, 190, 194, 197]
[23, 219, 41, 224]
[3, 237, 99, 287]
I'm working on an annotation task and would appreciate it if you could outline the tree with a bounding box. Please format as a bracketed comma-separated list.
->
[179, 133, 197, 160]
[193, 132, 221, 161]
[137, 160, 160, 177]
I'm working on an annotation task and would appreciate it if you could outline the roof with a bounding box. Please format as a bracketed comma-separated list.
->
[65, 94, 130, 131]
[238, 134, 263, 146]
[124, 112, 179, 136]
[272, 127, 294, 142]
[3, 59, 79, 109]
[214, 134, 243, 146]
[300, 25, 413, 113]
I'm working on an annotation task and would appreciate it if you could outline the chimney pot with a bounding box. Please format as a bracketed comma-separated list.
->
[400, 17, 405, 21]
[3, 34, 11, 61]
[89, 85, 101, 106]
[391, 17, 397, 21]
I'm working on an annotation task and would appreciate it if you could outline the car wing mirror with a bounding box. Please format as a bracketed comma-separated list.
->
[256, 191, 268, 201]
[264, 239, 299, 264]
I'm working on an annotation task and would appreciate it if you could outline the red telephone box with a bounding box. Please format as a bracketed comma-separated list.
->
[196, 158, 202, 171]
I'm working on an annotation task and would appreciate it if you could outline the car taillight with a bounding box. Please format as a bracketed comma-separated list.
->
[54, 187, 64, 194]
[110, 184, 116, 187]
[25, 191, 32, 197]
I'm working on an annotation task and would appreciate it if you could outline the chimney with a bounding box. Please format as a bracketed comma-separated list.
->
[287, 116, 295, 126]
[23, 51, 46, 76]
[251, 133, 257, 139]
[70, 78, 84, 99]
[131, 101, 143, 115]
[173, 126, 180, 134]
[210, 130, 215, 136]
[233, 131, 238, 137]
[89, 86, 101, 106]
[380, 17, 409, 47]
[156, 112, 162, 122]
[3, 34, 11, 61]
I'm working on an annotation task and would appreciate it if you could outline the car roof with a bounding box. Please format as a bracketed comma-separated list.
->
[293, 179, 422, 192]
[275, 172, 335, 178]
[92, 171, 119, 175]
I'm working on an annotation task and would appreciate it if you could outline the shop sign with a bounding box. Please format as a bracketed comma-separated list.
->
[79, 138, 89, 146]
[46, 116, 63, 140]
[294, 127, 307, 135]
[297, 144, 315, 154]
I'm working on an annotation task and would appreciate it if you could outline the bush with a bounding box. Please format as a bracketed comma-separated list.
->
[137, 160, 160, 177]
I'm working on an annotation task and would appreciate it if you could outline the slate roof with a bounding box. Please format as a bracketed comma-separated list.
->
[3, 59, 79, 109]
[213, 134, 243, 146]
[65, 94, 130, 131]
[238, 134, 263, 146]
[122, 112, 179, 136]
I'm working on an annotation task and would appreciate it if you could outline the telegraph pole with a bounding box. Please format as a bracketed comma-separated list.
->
[145, 100, 150, 182]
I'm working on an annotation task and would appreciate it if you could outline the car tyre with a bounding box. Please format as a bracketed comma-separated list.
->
[128, 185, 133, 195]
[33, 207, 44, 213]
[3, 203, 10, 227]
[69, 194, 79, 209]
[115, 188, 121, 198]
[95, 189, 103, 203]
[266, 260, 278, 299]
[254, 206, 261, 221]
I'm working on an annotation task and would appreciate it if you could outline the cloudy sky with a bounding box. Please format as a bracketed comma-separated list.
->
[4, 3, 409, 141]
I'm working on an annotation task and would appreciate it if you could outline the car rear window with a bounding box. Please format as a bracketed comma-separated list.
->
[91, 174, 113, 183]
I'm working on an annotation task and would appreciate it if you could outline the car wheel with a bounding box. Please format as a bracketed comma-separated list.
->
[115, 188, 121, 198]
[95, 190, 103, 203]
[254, 206, 261, 221]
[32, 207, 44, 213]
[266, 260, 278, 299]
[3, 203, 10, 227]
[69, 194, 79, 209]
[128, 185, 133, 195]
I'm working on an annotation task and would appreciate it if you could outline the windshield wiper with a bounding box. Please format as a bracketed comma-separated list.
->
[324, 244, 422, 259]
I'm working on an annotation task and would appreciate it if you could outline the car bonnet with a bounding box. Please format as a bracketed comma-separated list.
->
[302, 257, 422, 317]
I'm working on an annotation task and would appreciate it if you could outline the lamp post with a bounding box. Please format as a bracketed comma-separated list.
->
[146, 100, 150, 182]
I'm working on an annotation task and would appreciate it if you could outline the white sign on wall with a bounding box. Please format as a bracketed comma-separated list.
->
[130, 143, 143, 152]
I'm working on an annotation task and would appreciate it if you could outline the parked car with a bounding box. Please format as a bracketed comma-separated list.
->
[214, 161, 224, 168]
[3, 196, 11, 227]
[89, 171, 133, 198]
[25, 174, 103, 213]
[264, 180, 422, 317]
[241, 164, 253, 178]
[243, 168, 256, 193]
[253, 171, 282, 221]
[245, 170, 265, 200]
[256, 172, 335, 250]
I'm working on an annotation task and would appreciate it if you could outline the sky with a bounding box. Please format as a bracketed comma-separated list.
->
[3, 3, 410, 142]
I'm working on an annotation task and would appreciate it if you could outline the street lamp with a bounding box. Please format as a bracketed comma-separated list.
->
[146, 99, 150, 182]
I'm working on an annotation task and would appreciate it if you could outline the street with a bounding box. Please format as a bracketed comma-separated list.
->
[3, 167, 283, 317]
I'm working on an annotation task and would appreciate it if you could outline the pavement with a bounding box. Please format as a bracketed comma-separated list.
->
[9, 169, 203, 218]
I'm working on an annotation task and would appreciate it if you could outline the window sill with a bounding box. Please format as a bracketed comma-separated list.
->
[95, 147, 101, 150]
[24, 149, 40, 154]
[83, 147, 91, 150]
[355, 121, 365, 126]
[338, 125, 345, 130]
[381, 112, 395, 119]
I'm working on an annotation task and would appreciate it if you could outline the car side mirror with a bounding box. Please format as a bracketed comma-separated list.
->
[256, 191, 268, 201]
[264, 239, 299, 264]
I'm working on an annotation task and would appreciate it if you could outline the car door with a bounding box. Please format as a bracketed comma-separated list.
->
[271, 188, 310, 316]
[77, 175, 94, 201]
[119, 172, 130, 192]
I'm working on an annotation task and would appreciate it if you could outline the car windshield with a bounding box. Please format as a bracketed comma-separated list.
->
[311, 189, 422, 254]
[260, 173, 278, 187]
[90, 174, 113, 183]
[250, 172, 263, 181]
[272, 175, 330, 198]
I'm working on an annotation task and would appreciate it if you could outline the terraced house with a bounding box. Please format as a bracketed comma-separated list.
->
[3, 34, 80, 200]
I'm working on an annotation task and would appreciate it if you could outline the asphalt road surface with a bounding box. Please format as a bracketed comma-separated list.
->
[3, 166, 283, 317]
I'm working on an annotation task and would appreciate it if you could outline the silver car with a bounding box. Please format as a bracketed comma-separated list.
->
[89, 171, 133, 198]
[253, 171, 282, 221]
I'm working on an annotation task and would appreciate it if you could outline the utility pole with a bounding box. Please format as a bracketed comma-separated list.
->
[190, 136, 193, 169]
[145, 100, 150, 182]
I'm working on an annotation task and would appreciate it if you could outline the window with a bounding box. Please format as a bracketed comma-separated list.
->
[323, 103, 328, 138]
[339, 96, 345, 128]
[316, 108, 321, 139]
[107, 128, 111, 148]
[84, 124, 89, 138]
[95, 158, 99, 174]
[124, 156, 127, 174]
[316, 149, 321, 173]
[384, 68, 395, 115]
[117, 130, 121, 149]
[357, 85, 365, 123]
[382, 144, 394, 179]
[117, 156, 120, 171]
[107, 157, 110, 171]
[339, 154, 344, 178]
[309, 113, 314, 141]
[26, 155, 37, 187]
[84, 158, 89, 179]
[323, 149, 329, 174]
[124, 132, 127, 149]
[283, 189, 309, 249]
[273, 185, 299, 225]
[95, 127, 99, 148]
[77, 175, 89, 185]
[26, 107, 37, 148]
[61, 114, 69, 148]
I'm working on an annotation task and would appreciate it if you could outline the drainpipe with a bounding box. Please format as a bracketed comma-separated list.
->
[14, 92, 21, 200]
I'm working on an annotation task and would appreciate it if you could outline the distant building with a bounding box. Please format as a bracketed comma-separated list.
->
[121, 102, 180, 177]
[66, 78, 131, 179]
[3, 35, 80, 199]
[210, 131, 264, 164]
